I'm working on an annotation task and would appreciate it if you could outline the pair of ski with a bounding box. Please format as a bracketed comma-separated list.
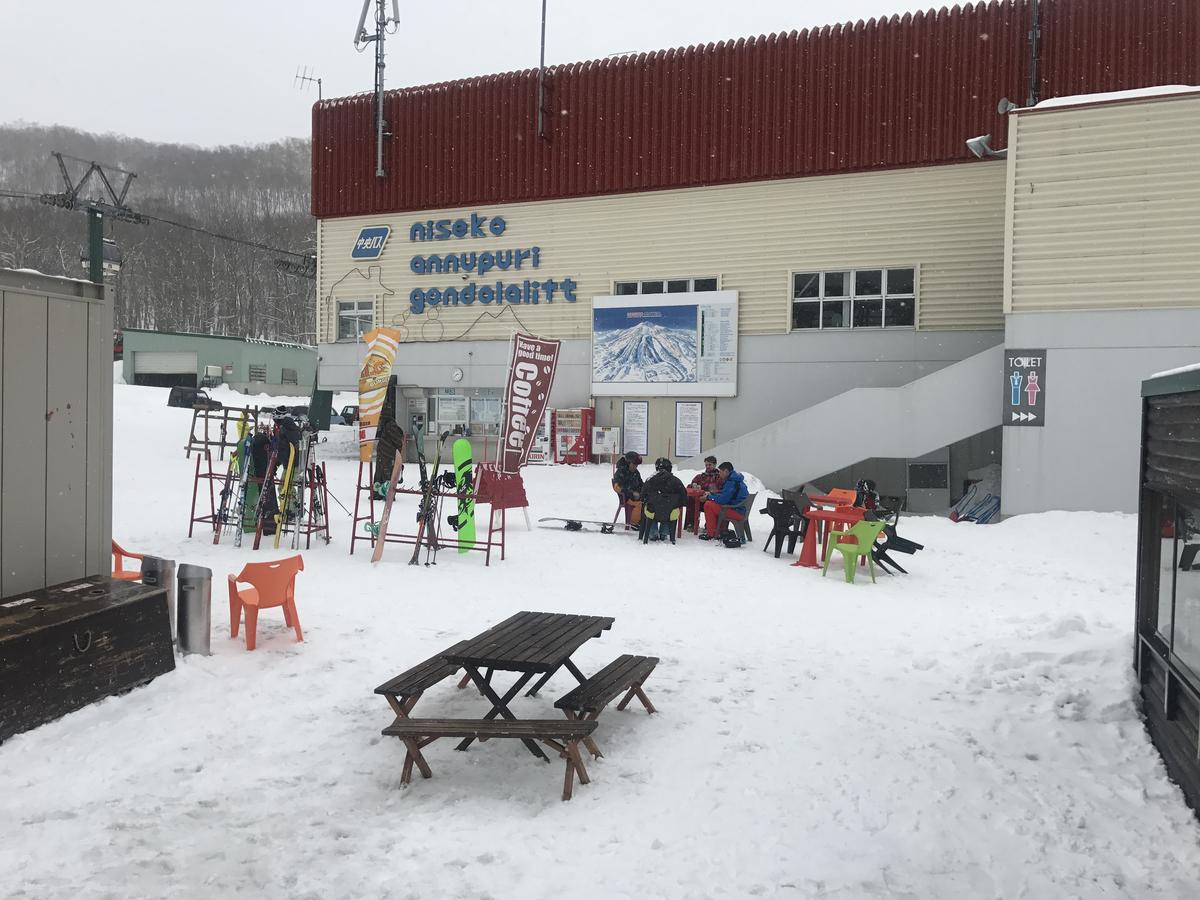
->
[369, 432, 476, 565]
[214, 412, 251, 546]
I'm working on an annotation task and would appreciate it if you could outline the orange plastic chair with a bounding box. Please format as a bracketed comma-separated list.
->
[112, 540, 144, 582]
[227, 555, 304, 651]
[827, 488, 857, 506]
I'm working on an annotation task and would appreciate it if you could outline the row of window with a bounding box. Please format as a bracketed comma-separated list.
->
[246, 365, 298, 384]
[791, 268, 915, 330]
[334, 265, 918, 340]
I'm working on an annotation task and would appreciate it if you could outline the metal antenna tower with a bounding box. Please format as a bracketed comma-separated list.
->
[294, 65, 323, 101]
[354, 0, 400, 178]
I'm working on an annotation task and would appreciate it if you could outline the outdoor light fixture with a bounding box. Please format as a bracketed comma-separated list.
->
[965, 134, 1008, 160]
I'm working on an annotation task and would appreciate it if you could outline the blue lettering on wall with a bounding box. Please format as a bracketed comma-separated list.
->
[402, 213, 574, 315]
[409, 211, 506, 242]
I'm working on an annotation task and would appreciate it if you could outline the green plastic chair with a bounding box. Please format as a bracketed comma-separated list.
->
[822, 519, 887, 584]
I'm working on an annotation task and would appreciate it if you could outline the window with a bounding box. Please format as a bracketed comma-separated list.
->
[336, 299, 374, 341]
[1155, 497, 1200, 675]
[430, 393, 470, 437]
[249, 364, 267, 382]
[791, 267, 916, 330]
[613, 277, 719, 295]
[469, 391, 502, 436]
[281, 368, 298, 385]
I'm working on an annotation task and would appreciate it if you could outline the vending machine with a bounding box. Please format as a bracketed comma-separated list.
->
[527, 417, 552, 464]
[553, 408, 595, 464]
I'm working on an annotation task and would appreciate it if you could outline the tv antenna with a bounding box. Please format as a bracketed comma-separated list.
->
[354, 0, 400, 178]
[294, 65, 322, 101]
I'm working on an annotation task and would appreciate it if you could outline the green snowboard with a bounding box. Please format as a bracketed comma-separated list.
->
[451, 438, 476, 553]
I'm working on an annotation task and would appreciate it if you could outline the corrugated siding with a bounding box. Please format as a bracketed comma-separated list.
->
[317, 162, 1006, 343]
[312, 2, 1028, 218]
[311, 0, 1200, 220]
[1040, 0, 1200, 98]
[1006, 93, 1200, 313]
[1144, 391, 1200, 498]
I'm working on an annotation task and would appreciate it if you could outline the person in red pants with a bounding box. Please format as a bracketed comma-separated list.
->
[685, 455, 721, 531]
[700, 462, 749, 541]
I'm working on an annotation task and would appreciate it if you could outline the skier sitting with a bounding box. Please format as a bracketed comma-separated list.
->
[612, 450, 644, 526]
[642, 458, 687, 543]
[700, 462, 749, 540]
[685, 455, 722, 531]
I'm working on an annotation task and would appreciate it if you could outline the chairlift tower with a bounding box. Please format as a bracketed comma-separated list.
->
[354, 0, 400, 178]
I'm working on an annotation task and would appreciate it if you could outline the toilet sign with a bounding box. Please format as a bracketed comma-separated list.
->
[1004, 348, 1047, 427]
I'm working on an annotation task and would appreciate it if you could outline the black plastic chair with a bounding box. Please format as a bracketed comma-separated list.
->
[760, 497, 806, 558]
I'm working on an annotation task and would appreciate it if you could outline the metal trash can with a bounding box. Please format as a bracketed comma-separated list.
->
[140, 555, 177, 644]
[176, 564, 212, 655]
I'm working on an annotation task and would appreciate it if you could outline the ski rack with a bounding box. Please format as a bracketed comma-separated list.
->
[349, 459, 379, 556]
[185, 405, 259, 460]
[367, 482, 506, 566]
[187, 449, 225, 538]
[286, 461, 332, 549]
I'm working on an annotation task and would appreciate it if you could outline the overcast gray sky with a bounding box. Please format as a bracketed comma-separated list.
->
[2, 0, 943, 147]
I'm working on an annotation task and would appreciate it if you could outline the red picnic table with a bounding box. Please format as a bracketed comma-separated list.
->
[791, 504, 865, 569]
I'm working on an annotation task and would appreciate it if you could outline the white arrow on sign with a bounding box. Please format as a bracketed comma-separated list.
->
[1010, 411, 1038, 422]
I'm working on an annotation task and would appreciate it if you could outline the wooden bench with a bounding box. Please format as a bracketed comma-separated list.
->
[554, 654, 658, 758]
[374, 646, 464, 721]
[382, 718, 599, 800]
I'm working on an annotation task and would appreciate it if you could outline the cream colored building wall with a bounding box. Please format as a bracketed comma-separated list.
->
[317, 161, 1006, 344]
[1005, 92, 1200, 314]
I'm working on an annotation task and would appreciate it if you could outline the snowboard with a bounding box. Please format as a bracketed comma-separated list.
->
[538, 517, 640, 535]
[371, 449, 406, 564]
[449, 438, 476, 553]
[273, 441, 297, 549]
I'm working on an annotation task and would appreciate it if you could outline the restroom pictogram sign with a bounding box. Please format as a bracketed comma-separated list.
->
[1003, 349, 1047, 427]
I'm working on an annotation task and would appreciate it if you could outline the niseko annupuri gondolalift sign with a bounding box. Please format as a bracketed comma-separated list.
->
[399, 213, 579, 315]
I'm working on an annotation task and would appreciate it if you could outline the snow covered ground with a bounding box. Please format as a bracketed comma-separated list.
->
[4, 381, 1200, 898]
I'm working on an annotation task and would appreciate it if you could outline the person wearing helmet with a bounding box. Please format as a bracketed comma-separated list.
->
[612, 450, 644, 526]
[642, 457, 687, 543]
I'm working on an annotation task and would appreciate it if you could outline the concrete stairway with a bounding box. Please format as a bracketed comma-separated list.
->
[685, 344, 1003, 491]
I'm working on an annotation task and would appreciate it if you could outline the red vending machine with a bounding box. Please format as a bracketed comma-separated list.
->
[553, 408, 595, 464]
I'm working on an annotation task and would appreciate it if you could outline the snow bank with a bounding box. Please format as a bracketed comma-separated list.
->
[1033, 85, 1200, 111]
[3, 382, 1200, 898]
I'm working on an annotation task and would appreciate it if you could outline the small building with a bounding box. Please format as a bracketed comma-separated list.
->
[121, 328, 317, 397]
[1135, 365, 1200, 813]
[0, 268, 112, 595]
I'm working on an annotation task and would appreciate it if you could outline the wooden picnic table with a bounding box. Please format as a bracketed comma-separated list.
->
[442, 611, 614, 759]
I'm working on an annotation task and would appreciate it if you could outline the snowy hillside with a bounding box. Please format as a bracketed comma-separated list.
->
[593, 321, 697, 382]
[3, 381, 1200, 898]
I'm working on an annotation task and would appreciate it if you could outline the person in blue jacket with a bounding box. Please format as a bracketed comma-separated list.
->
[700, 461, 749, 540]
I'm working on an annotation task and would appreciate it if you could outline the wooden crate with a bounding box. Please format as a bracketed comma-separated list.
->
[0, 576, 175, 744]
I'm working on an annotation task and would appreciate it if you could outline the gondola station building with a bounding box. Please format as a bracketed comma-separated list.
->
[311, 0, 1200, 516]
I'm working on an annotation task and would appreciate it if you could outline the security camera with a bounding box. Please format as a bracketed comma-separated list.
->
[965, 134, 1007, 160]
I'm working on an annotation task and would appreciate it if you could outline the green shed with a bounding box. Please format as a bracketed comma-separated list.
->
[121, 329, 317, 396]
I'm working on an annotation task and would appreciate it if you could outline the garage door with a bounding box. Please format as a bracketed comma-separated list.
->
[133, 350, 198, 374]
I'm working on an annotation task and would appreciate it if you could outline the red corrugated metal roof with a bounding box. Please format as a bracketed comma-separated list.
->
[311, 0, 1200, 219]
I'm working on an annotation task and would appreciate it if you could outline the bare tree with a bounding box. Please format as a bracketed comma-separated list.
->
[0, 125, 316, 342]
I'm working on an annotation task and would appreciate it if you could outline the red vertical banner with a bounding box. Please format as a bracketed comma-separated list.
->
[499, 333, 560, 474]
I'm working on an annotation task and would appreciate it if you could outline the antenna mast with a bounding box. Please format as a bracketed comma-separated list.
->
[354, 0, 400, 178]
[294, 65, 323, 102]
